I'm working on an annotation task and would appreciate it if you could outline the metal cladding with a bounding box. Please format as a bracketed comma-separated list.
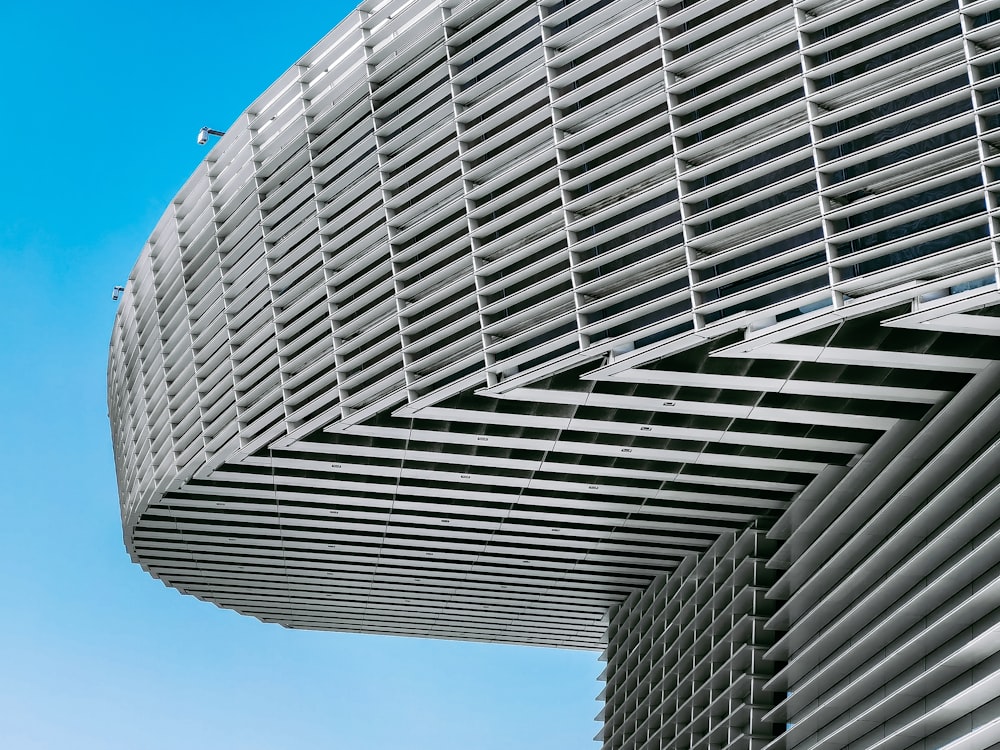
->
[603, 528, 783, 750]
[109, 0, 1000, 745]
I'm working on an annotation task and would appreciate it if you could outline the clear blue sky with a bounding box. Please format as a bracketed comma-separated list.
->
[0, 3, 601, 748]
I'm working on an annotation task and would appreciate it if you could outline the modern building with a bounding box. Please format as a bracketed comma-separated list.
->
[108, 0, 1000, 748]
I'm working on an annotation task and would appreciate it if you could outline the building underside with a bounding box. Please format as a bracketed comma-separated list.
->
[109, 0, 1000, 747]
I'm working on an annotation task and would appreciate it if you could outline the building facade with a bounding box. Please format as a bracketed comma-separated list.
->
[108, 0, 1000, 747]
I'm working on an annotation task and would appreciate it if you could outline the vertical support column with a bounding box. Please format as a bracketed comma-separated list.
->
[260, 64, 316, 443]
[537, 0, 589, 361]
[792, 0, 844, 311]
[123, 245, 162, 515]
[230, 69, 307, 452]
[960, 0, 1000, 288]
[444, 0, 574, 391]
[158, 169, 208, 483]
[209, 107, 268, 453]
[145, 206, 182, 492]
[362, 0, 483, 412]
[286, 12, 369, 437]
[658, 1, 709, 336]
[439, 0, 518, 395]
[540, 0, 673, 364]
[362, 0, 429, 414]
[658, 0, 826, 337]
[310, 4, 398, 425]
[793, 0, 986, 306]
[197, 117, 250, 470]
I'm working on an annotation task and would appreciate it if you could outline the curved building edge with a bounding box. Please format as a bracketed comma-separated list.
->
[108, 0, 1000, 748]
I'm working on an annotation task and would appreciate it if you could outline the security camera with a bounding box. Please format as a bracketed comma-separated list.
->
[197, 126, 225, 145]
[112, 285, 125, 301]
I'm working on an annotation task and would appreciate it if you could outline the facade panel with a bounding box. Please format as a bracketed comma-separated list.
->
[109, 1, 1000, 747]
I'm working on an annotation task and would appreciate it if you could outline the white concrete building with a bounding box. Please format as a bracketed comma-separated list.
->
[108, 0, 1000, 747]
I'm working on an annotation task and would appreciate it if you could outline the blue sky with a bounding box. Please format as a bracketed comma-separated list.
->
[0, 3, 601, 747]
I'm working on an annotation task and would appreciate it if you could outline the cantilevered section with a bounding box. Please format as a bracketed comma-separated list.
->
[110, 0, 1000, 744]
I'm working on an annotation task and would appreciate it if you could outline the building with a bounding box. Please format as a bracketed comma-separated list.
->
[107, 0, 1000, 748]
